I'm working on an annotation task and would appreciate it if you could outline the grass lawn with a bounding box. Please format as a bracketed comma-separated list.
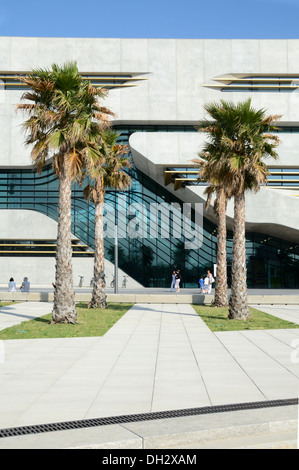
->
[0, 303, 133, 340]
[192, 305, 299, 332]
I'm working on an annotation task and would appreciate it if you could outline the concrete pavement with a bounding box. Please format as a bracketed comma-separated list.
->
[250, 304, 299, 325]
[0, 301, 298, 448]
[0, 302, 53, 330]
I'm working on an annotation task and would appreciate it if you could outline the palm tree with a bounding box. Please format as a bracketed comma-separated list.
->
[17, 62, 113, 323]
[83, 130, 132, 308]
[193, 104, 236, 307]
[197, 99, 280, 319]
[193, 153, 229, 306]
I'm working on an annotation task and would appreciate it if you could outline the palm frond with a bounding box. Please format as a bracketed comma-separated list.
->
[16, 61, 114, 177]
[195, 98, 282, 197]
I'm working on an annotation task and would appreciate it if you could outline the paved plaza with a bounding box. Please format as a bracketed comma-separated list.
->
[0, 301, 298, 448]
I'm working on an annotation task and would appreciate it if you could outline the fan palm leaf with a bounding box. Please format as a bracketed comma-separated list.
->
[194, 99, 281, 317]
[82, 130, 132, 308]
[17, 62, 113, 323]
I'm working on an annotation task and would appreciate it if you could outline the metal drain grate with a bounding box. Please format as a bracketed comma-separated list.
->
[0, 398, 297, 439]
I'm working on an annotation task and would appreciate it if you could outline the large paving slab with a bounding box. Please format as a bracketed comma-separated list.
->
[0, 302, 53, 331]
[0, 302, 298, 433]
[250, 304, 299, 325]
[214, 329, 299, 400]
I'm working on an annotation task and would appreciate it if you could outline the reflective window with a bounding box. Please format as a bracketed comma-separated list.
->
[0, 125, 298, 288]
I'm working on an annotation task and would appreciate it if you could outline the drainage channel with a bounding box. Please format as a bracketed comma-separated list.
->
[0, 398, 298, 439]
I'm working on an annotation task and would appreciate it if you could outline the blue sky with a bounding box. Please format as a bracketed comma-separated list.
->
[0, 0, 298, 39]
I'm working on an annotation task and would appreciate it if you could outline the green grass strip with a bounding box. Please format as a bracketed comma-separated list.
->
[192, 305, 299, 332]
[0, 302, 133, 340]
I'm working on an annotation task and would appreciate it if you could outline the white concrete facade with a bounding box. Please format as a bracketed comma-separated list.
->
[0, 210, 142, 287]
[0, 36, 299, 284]
[2, 38, 299, 166]
[0, 256, 141, 289]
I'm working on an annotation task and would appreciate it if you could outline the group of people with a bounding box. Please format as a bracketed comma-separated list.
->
[170, 269, 215, 293]
[198, 270, 214, 294]
[8, 277, 30, 292]
[170, 270, 182, 293]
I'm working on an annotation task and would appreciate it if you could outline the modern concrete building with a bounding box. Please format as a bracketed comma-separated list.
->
[0, 37, 299, 288]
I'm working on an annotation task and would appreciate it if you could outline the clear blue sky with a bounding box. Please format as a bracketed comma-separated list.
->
[0, 0, 298, 39]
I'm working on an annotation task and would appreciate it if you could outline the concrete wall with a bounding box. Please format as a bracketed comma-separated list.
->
[0, 37, 299, 249]
[0, 209, 142, 288]
[0, 255, 142, 289]
[129, 131, 299, 171]
[1, 256, 93, 288]
[0, 210, 58, 239]
[1, 38, 299, 167]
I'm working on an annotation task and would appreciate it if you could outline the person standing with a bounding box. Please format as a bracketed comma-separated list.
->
[175, 270, 182, 293]
[204, 275, 209, 294]
[199, 276, 204, 293]
[170, 270, 176, 292]
[207, 270, 214, 294]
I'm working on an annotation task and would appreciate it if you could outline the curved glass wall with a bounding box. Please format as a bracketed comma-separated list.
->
[0, 125, 298, 288]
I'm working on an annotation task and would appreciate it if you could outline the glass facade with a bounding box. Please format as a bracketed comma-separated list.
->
[0, 125, 298, 288]
[219, 75, 299, 93]
[165, 166, 299, 189]
[267, 168, 299, 187]
[0, 72, 145, 91]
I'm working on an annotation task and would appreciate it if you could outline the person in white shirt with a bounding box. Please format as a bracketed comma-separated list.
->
[20, 277, 30, 292]
[206, 270, 214, 294]
[204, 275, 209, 294]
[8, 277, 17, 292]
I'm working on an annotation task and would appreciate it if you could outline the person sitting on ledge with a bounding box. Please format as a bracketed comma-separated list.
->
[20, 277, 30, 292]
[8, 277, 16, 292]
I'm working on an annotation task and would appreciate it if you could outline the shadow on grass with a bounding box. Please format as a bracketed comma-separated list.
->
[76, 302, 132, 311]
[200, 315, 229, 321]
[32, 316, 51, 324]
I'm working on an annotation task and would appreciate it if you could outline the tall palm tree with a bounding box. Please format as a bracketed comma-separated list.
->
[193, 104, 237, 307]
[83, 130, 132, 308]
[17, 62, 113, 323]
[193, 152, 229, 306]
[197, 99, 280, 320]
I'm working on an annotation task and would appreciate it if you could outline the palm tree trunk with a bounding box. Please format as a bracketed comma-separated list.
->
[52, 164, 77, 324]
[214, 188, 228, 307]
[89, 180, 107, 308]
[229, 193, 250, 320]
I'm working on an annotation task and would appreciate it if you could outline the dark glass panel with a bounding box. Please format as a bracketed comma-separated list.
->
[0, 125, 298, 287]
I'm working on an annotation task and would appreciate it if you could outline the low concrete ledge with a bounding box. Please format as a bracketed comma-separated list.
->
[124, 409, 298, 450]
[105, 294, 214, 305]
[1, 292, 298, 305]
[247, 295, 299, 305]
[0, 423, 143, 450]
[0, 292, 213, 304]
[0, 405, 296, 449]
[0, 292, 54, 302]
